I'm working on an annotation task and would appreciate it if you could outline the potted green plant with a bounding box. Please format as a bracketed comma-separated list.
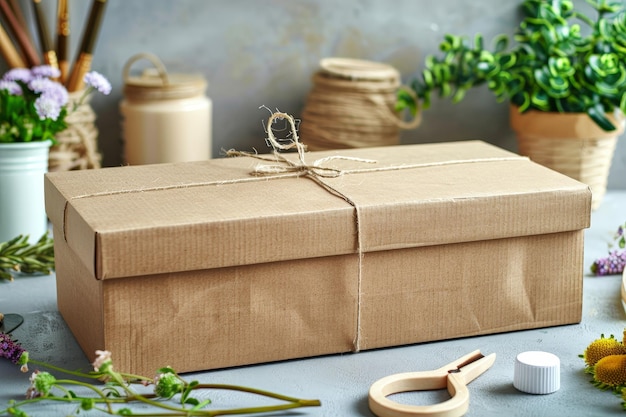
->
[0, 66, 110, 242]
[398, 0, 626, 209]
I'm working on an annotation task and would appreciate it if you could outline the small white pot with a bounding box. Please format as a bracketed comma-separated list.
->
[0, 141, 52, 242]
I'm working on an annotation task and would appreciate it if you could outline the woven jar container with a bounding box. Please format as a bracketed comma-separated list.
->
[49, 91, 101, 171]
[299, 58, 419, 151]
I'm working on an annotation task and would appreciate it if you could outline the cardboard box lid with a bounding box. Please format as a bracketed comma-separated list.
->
[45, 140, 591, 280]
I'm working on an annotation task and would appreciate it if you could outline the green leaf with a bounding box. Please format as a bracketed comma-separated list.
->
[395, 90, 417, 116]
[181, 380, 199, 404]
[184, 397, 200, 406]
[474, 33, 484, 50]
[157, 366, 176, 374]
[493, 34, 509, 53]
[530, 90, 551, 110]
[440, 82, 452, 98]
[587, 105, 617, 131]
[191, 399, 212, 410]
[80, 398, 95, 411]
[422, 91, 432, 109]
[452, 87, 468, 103]
[422, 69, 434, 88]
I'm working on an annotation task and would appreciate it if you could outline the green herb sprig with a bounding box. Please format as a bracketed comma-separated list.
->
[1, 345, 321, 417]
[0, 233, 55, 281]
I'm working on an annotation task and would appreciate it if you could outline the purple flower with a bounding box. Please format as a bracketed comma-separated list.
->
[34, 95, 62, 120]
[0, 332, 29, 371]
[0, 80, 22, 95]
[2, 68, 32, 83]
[28, 78, 68, 105]
[591, 250, 626, 276]
[84, 71, 111, 95]
[30, 65, 61, 79]
[27, 77, 56, 94]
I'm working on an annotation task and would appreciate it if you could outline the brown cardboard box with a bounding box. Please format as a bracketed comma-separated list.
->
[45, 140, 591, 375]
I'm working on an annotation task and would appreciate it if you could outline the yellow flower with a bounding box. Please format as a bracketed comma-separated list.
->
[594, 355, 626, 389]
[583, 334, 626, 367]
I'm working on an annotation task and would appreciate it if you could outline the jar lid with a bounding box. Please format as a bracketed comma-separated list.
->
[123, 53, 207, 101]
[513, 351, 560, 394]
[319, 57, 400, 82]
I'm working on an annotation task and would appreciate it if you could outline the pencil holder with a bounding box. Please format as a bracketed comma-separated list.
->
[49, 91, 102, 171]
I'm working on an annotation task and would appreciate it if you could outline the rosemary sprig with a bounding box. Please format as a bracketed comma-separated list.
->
[0, 233, 55, 281]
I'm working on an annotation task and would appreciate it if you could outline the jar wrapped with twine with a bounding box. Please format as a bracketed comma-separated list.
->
[299, 58, 420, 151]
[49, 91, 101, 171]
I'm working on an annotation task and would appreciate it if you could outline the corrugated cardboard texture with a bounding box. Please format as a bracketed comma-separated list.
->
[46, 141, 591, 280]
[361, 231, 584, 348]
[56, 227, 585, 375]
[55, 225, 359, 373]
[46, 140, 592, 374]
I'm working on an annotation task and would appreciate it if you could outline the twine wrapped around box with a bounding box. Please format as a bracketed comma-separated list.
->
[49, 91, 101, 171]
[299, 58, 420, 151]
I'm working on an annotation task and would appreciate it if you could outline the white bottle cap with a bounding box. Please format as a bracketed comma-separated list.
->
[513, 351, 560, 394]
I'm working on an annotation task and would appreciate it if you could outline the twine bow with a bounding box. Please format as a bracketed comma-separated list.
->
[226, 112, 377, 181]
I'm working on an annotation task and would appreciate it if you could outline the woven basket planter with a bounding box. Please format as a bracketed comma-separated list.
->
[510, 106, 624, 210]
[49, 91, 102, 172]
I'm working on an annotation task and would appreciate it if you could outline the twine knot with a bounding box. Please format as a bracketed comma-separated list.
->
[227, 111, 377, 180]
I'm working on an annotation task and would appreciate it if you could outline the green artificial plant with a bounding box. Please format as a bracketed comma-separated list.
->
[398, 0, 626, 131]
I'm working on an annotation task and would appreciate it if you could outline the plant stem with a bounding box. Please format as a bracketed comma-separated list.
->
[56, 379, 116, 413]
[28, 358, 101, 380]
[9, 358, 321, 416]
[29, 358, 153, 386]
[194, 383, 319, 405]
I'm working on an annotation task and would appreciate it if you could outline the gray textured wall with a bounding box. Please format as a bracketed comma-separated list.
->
[13, 0, 626, 189]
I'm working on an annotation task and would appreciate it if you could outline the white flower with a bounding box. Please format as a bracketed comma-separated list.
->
[92, 350, 112, 372]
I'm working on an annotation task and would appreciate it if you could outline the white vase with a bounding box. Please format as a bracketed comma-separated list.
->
[0, 141, 52, 242]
